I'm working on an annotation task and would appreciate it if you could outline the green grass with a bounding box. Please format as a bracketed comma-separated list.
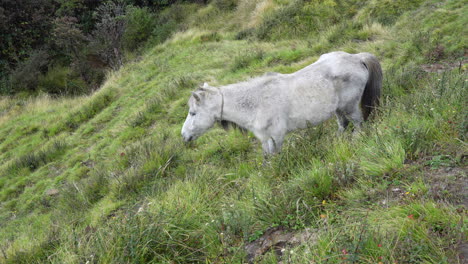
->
[0, 0, 466, 263]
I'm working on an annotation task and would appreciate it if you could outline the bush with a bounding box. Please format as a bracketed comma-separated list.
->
[89, 1, 127, 70]
[123, 6, 157, 51]
[212, 0, 238, 10]
[51, 16, 87, 61]
[0, 75, 12, 95]
[10, 50, 49, 93]
[37, 66, 88, 95]
[71, 57, 106, 91]
[150, 4, 193, 45]
[0, 0, 55, 78]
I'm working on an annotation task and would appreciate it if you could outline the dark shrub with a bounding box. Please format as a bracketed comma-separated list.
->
[149, 4, 192, 45]
[89, 1, 127, 70]
[51, 16, 87, 61]
[0, 0, 55, 73]
[212, 0, 238, 10]
[123, 6, 157, 51]
[37, 66, 88, 96]
[10, 50, 49, 93]
[71, 58, 106, 92]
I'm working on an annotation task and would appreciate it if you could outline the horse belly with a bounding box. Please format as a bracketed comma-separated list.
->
[288, 106, 335, 130]
[288, 84, 337, 129]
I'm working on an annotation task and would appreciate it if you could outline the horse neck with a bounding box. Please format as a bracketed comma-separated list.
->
[219, 84, 256, 129]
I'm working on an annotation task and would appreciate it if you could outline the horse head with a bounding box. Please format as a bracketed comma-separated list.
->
[181, 83, 222, 142]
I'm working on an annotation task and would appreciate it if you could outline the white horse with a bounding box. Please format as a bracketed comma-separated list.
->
[181, 51, 382, 155]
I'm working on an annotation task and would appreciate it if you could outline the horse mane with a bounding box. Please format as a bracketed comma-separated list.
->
[219, 120, 248, 134]
[240, 72, 282, 87]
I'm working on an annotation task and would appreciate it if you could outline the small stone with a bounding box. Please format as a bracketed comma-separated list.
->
[46, 188, 59, 196]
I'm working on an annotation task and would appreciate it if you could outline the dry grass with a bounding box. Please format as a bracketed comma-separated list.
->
[236, 0, 278, 29]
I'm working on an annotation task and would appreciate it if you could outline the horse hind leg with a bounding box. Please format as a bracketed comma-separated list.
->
[347, 104, 364, 133]
[335, 110, 350, 133]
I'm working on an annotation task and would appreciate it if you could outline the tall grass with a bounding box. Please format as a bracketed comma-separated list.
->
[0, 0, 466, 263]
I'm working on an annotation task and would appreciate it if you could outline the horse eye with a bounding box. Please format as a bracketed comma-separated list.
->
[190, 112, 196, 116]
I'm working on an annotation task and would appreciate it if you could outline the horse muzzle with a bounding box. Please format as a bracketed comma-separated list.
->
[182, 132, 197, 142]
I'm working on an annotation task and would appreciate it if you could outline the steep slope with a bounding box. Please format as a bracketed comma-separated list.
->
[0, 0, 466, 263]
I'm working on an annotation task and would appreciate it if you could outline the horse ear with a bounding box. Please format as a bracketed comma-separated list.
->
[198, 82, 209, 90]
[192, 92, 201, 102]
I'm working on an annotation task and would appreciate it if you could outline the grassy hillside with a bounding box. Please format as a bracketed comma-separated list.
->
[0, 0, 466, 263]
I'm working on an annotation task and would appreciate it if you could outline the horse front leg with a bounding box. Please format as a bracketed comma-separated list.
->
[261, 133, 285, 155]
[255, 121, 286, 157]
[262, 138, 276, 156]
[259, 138, 274, 166]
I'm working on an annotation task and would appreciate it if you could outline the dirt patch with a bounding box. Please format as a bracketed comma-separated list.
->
[426, 166, 467, 208]
[457, 242, 468, 264]
[423, 165, 467, 263]
[244, 226, 317, 263]
[45, 188, 60, 196]
[420, 58, 467, 73]
[244, 164, 466, 263]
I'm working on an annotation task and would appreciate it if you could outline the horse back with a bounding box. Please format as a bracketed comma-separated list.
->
[280, 52, 370, 127]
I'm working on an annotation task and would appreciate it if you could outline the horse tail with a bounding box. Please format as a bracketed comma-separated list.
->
[359, 53, 382, 121]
